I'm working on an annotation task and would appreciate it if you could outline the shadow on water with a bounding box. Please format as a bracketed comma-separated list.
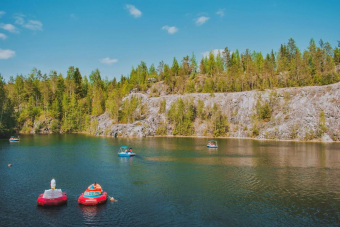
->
[37, 204, 68, 213]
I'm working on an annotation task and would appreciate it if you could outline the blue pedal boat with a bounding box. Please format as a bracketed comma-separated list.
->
[207, 140, 218, 148]
[9, 136, 20, 142]
[118, 146, 136, 157]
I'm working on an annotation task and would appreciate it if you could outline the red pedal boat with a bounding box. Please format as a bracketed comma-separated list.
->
[37, 190, 67, 206]
[78, 183, 107, 205]
[37, 178, 67, 206]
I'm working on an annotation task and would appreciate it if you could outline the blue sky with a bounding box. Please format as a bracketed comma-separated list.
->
[0, 0, 339, 81]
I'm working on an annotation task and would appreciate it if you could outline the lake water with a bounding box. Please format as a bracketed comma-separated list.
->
[1, 134, 340, 226]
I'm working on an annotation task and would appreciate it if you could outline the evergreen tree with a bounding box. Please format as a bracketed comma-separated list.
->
[171, 57, 179, 76]
[207, 51, 216, 76]
[190, 52, 197, 74]
[74, 68, 83, 98]
[199, 58, 206, 74]
[0, 75, 15, 136]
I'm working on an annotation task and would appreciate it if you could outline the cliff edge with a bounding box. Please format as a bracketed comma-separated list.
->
[91, 81, 340, 142]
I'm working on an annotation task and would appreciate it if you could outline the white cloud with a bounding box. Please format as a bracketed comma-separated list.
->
[100, 57, 118, 65]
[125, 4, 142, 18]
[0, 33, 7, 40]
[14, 14, 43, 31]
[0, 49, 15, 59]
[24, 20, 43, 31]
[14, 13, 25, 25]
[0, 23, 18, 33]
[195, 16, 210, 26]
[216, 9, 225, 17]
[0, 11, 5, 18]
[202, 49, 224, 58]
[162, 25, 178, 35]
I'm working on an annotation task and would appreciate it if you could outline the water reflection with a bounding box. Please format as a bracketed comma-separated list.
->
[119, 156, 135, 164]
[144, 139, 340, 168]
[36, 205, 68, 226]
[2, 135, 340, 226]
[79, 204, 107, 225]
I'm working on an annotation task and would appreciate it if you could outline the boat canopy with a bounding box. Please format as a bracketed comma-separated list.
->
[43, 189, 63, 199]
[120, 146, 129, 149]
[208, 140, 217, 143]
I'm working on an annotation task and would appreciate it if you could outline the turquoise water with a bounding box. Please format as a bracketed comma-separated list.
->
[1, 134, 340, 226]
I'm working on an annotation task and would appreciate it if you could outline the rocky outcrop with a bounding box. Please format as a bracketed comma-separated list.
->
[20, 117, 57, 134]
[91, 82, 340, 142]
[92, 112, 161, 137]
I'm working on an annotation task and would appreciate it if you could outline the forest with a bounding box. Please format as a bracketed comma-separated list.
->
[0, 38, 339, 137]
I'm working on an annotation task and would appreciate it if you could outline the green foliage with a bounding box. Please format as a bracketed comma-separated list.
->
[167, 98, 195, 136]
[196, 99, 206, 120]
[252, 125, 259, 137]
[51, 120, 60, 133]
[207, 51, 216, 75]
[119, 95, 146, 124]
[318, 110, 328, 137]
[90, 120, 99, 135]
[165, 99, 228, 137]
[185, 80, 196, 93]
[203, 78, 215, 93]
[106, 90, 120, 123]
[171, 57, 179, 76]
[304, 128, 317, 141]
[256, 99, 272, 121]
[212, 110, 229, 137]
[158, 99, 166, 114]
[0, 75, 16, 136]
[155, 121, 167, 135]
[290, 124, 299, 139]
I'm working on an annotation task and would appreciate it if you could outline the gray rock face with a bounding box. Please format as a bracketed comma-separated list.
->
[91, 82, 340, 142]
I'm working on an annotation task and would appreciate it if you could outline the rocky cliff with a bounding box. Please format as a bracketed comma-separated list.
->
[91, 81, 340, 142]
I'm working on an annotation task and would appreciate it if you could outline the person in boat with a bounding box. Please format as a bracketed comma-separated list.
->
[51, 178, 56, 190]
[129, 148, 132, 153]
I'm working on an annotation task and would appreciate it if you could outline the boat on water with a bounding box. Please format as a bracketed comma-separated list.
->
[118, 146, 136, 157]
[37, 179, 67, 206]
[9, 136, 20, 142]
[207, 140, 218, 148]
[78, 183, 107, 205]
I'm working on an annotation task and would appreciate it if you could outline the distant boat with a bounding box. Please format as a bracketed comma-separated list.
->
[207, 140, 218, 148]
[118, 146, 136, 157]
[9, 136, 20, 142]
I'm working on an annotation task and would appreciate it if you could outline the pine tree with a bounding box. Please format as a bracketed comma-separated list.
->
[190, 52, 197, 74]
[74, 68, 83, 99]
[171, 57, 179, 77]
[199, 58, 206, 74]
[207, 51, 216, 76]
